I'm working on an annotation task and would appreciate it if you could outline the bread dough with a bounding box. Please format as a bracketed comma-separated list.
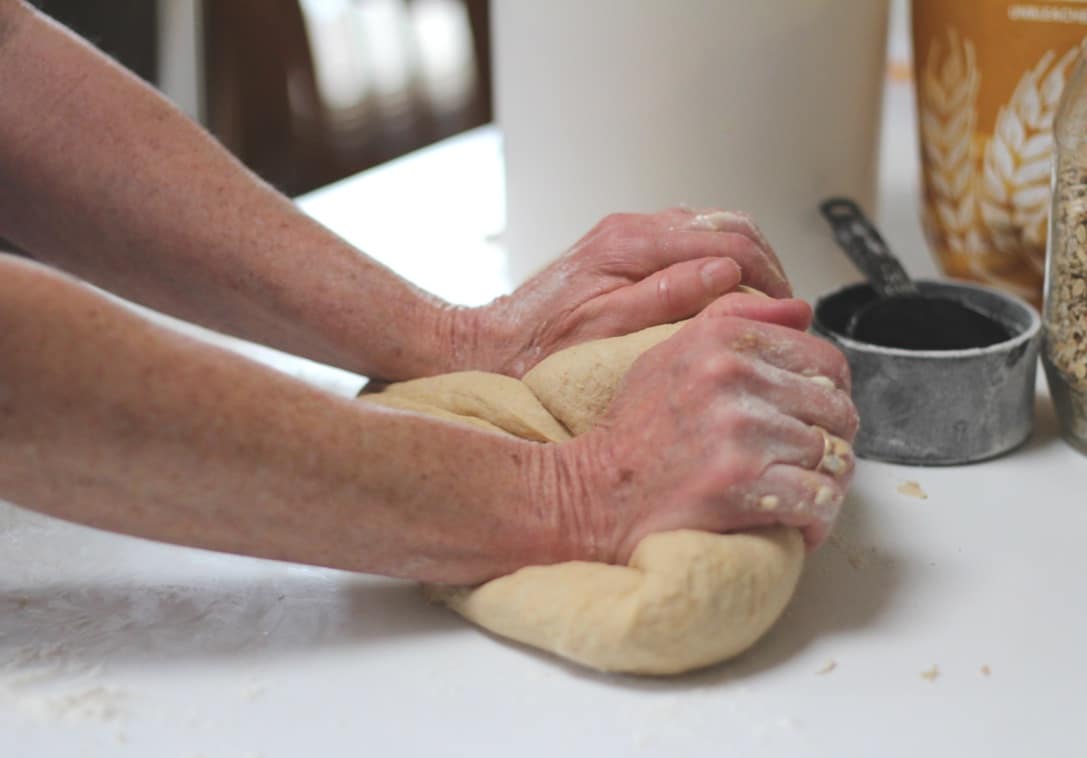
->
[359, 321, 804, 675]
[522, 323, 682, 436]
[377, 371, 571, 442]
[430, 527, 801, 675]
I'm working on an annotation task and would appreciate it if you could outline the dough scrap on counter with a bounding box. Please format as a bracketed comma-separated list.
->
[896, 480, 928, 500]
[359, 318, 805, 675]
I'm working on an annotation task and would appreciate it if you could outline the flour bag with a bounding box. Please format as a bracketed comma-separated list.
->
[913, 0, 1087, 305]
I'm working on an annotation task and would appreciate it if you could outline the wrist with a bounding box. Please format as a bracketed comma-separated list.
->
[368, 297, 486, 380]
[430, 302, 482, 374]
[437, 299, 518, 375]
[525, 434, 617, 566]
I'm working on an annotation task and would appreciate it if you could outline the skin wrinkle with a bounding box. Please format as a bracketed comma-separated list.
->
[550, 426, 613, 564]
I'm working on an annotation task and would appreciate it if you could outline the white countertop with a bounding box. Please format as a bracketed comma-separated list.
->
[4, 12, 1087, 758]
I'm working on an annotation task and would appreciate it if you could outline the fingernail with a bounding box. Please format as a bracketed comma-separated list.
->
[699, 259, 732, 291]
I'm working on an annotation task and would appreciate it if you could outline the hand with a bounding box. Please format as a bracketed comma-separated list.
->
[549, 292, 859, 563]
[469, 208, 791, 377]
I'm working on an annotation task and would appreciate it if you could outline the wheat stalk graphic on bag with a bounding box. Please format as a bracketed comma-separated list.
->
[919, 29, 984, 260]
[920, 28, 1081, 301]
[980, 47, 1079, 276]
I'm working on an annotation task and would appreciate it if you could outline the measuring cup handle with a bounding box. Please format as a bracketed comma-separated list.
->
[819, 197, 918, 298]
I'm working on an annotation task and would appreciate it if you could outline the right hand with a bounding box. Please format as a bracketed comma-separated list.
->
[553, 291, 859, 565]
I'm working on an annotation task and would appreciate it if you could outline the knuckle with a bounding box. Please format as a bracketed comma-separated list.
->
[828, 347, 851, 379]
[602, 212, 637, 232]
[713, 402, 763, 440]
[586, 213, 631, 245]
[737, 212, 770, 244]
[816, 339, 849, 376]
[725, 208, 753, 224]
[822, 388, 860, 441]
[816, 484, 845, 519]
[843, 403, 861, 440]
[713, 453, 763, 490]
[705, 311, 746, 335]
[839, 357, 854, 393]
[655, 271, 677, 310]
[788, 479, 843, 525]
[671, 319, 712, 355]
[700, 352, 730, 378]
[704, 350, 751, 384]
[791, 296, 813, 320]
[806, 337, 851, 386]
[700, 299, 733, 320]
[726, 232, 764, 259]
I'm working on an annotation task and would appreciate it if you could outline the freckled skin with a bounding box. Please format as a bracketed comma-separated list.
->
[0, 1, 858, 582]
[0, 256, 569, 585]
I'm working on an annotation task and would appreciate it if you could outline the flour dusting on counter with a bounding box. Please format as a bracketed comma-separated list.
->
[0, 651, 127, 724]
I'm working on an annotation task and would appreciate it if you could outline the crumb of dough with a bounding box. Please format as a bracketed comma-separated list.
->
[897, 480, 928, 499]
[981, 665, 991, 677]
[816, 660, 837, 675]
[920, 665, 940, 682]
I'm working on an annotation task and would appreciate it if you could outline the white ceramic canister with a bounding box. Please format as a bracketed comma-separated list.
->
[494, 0, 890, 299]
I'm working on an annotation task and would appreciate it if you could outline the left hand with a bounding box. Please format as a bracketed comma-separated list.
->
[470, 208, 792, 377]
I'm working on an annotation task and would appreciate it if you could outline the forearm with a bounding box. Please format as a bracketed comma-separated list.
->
[0, 2, 472, 381]
[0, 255, 564, 584]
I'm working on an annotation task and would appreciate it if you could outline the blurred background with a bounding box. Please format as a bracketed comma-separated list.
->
[30, 0, 493, 197]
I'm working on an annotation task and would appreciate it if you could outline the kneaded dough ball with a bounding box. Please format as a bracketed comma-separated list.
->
[429, 527, 802, 675]
[361, 316, 805, 676]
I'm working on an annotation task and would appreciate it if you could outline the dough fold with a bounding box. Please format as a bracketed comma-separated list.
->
[378, 371, 571, 442]
[359, 320, 804, 675]
[522, 323, 682, 435]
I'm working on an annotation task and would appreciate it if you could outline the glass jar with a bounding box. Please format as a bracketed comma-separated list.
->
[1044, 41, 1087, 454]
